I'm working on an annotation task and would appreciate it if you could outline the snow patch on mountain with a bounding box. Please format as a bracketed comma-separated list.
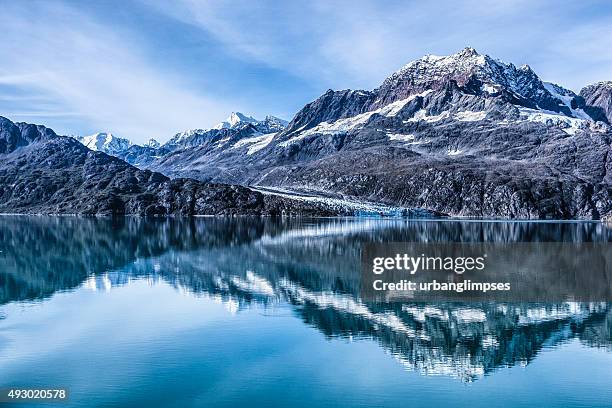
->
[76, 132, 131, 155]
[405, 109, 450, 123]
[543, 82, 592, 120]
[404, 109, 486, 124]
[232, 133, 276, 155]
[280, 91, 432, 146]
[379, 47, 587, 118]
[387, 133, 415, 142]
[518, 108, 587, 135]
[454, 111, 488, 122]
[143, 138, 160, 148]
[214, 112, 258, 129]
[167, 128, 208, 145]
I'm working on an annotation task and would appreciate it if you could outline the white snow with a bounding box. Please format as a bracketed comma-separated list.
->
[232, 133, 276, 155]
[213, 112, 258, 129]
[143, 138, 160, 148]
[387, 133, 415, 142]
[77, 132, 131, 154]
[213, 136, 230, 148]
[543, 82, 593, 120]
[454, 110, 487, 122]
[451, 308, 487, 323]
[447, 148, 463, 156]
[404, 109, 485, 124]
[405, 109, 450, 123]
[481, 83, 499, 94]
[279, 90, 433, 147]
[518, 107, 587, 135]
[170, 129, 206, 144]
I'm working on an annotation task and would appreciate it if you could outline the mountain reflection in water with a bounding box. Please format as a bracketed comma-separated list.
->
[0, 216, 610, 384]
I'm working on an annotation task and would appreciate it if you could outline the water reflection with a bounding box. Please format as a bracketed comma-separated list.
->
[0, 216, 610, 382]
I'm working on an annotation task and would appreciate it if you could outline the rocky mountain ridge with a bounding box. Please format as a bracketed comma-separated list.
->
[137, 48, 611, 219]
[75, 132, 131, 156]
[3, 48, 611, 219]
[75, 112, 289, 167]
[0, 116, 344, 216]
[580, 81, 612, 123]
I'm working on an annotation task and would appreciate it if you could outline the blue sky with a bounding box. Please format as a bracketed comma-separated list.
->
[0, 0, 611, 143]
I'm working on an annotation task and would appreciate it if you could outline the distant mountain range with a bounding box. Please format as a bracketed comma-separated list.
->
[0, 116, 348, 215]
[2, 47, 611, 218]
[71, 113, 289, 168]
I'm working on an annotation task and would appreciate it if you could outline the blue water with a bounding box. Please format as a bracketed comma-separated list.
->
[0, 217, 610, 407]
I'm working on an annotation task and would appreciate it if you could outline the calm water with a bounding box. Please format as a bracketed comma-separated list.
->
[0, 217, 611, 408]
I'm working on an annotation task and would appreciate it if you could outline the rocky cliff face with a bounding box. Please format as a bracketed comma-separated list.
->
[0, 116, 340, 216]
[144, 48, 612, 219]
[580, 81, 612, 124]
[0, 116, 57, 153]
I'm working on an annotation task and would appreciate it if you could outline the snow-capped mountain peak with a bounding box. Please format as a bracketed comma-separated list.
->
[213, 112, 259, 129]
[75, 132, 131, 155]
[160, 113, 289, 152]
[259, 115, 289, 133]
[543, 82, 592, 120]
[371, 47, 593, 118]
[143, 138, 160, 149]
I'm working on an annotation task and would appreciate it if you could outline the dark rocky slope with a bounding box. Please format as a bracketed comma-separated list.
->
[0, 117, 339, 216]
[580, 81, 612, 124]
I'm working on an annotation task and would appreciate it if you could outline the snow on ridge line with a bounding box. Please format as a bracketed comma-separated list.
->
[387, 133, 415, 142]
[232, 133, 276, 155]
[77, 132, 131, 153]
[454, 110, 487, 122]
[405, 109, 450, 123]
[404, 109, 486, 124]
[542, 82, 592, 121]
[279, 90, 433, 147]
[518, 107, 588, 135]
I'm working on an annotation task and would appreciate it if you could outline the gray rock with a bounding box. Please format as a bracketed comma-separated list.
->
[580, 81, 612, 123]
[144, 49, 612, 220]
[0, 117, 340, 216]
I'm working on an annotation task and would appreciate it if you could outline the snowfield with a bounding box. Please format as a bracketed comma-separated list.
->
[232, 133, 276, 155]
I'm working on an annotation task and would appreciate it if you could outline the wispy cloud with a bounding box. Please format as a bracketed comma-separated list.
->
[145, 0, 612, 91]
[0, 2, 234, 143]
[1, 1, 612, 143]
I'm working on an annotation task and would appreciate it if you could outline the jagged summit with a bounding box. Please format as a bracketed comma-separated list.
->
[143, 138, 160, 149]
[213, 112, 288, 132]
[375, 47, 573, 114]
[157, 112, 289, 154]
[0, 116, 57, 154]
[283, 47, 603, 135]
[214, 112, 259, 129]
[580, 81, 612, 123]
[75, 132, 131, 156]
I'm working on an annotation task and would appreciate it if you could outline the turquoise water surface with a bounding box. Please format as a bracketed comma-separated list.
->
[0, 217, 610, 407]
